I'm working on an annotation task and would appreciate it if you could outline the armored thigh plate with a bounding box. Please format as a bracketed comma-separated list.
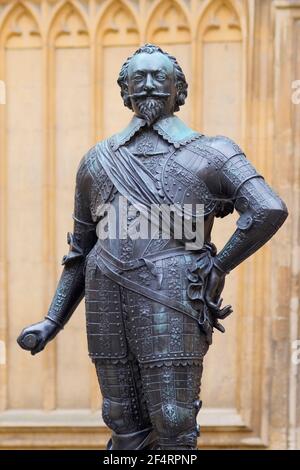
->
[85, 248, 209, 362]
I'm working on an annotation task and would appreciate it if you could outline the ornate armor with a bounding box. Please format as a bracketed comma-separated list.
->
[43, 114, 287, 450]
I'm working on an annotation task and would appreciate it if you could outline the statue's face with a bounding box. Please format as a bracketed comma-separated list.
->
[127, 52, 177, 124]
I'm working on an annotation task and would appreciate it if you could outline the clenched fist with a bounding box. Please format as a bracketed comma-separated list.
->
[17, 319, 61, 355]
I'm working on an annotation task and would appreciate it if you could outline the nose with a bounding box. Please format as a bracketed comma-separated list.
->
[143, 73, 155, 92]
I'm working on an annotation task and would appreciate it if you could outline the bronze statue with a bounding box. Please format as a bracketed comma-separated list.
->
[17, 44, 288, 450]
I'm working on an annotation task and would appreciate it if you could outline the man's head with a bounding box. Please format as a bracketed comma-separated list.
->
[118, 44, 188, 125]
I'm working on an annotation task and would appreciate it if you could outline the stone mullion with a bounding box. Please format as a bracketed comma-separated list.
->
[0, 9, 8, 413]
[42, 0, 57, 411]
[139, 0, 146, 43]
[271, 0, 300, 450]
[287, 4, 300, 452]
[247, 0, 275, 445]
[190, 0, 197, 130]
[290, 11, 300, 451]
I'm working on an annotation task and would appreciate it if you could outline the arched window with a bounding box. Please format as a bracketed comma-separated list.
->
[96, 0, 140, 138]
[0, 2, 43, 409]
[146, 0, 191, 124]
[196, 0, 244, 143]
[48, 1, 91, 410]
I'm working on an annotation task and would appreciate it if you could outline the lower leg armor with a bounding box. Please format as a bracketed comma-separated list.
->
[140, 362, 204, 450]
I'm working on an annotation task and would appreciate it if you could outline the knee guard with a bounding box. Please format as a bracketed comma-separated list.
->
[102, 397, 153, 436]
[150, 401, 200, 450]
[102, 398, 138, 434]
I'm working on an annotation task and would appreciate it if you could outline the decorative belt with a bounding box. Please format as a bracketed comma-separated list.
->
[95, 253, 207, 326]
[95, 243, 206, 290]
[95, 243, 195, 272]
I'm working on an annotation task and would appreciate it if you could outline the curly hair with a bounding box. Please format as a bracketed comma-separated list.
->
[117, 43, 188, 112]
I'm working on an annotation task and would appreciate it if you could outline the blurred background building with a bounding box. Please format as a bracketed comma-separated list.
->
[0, 0, 299, 449]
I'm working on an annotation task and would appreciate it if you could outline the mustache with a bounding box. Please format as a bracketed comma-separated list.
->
[128, 91, 171, 99]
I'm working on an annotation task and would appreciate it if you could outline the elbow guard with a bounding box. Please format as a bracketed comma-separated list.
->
[61, 232, 84, 266]
[234, 196, 254, 231]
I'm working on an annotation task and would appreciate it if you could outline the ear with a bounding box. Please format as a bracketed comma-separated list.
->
[120, 83, 133, 110]
[124, 95, 133, 110]
[176, 82, 186, 108]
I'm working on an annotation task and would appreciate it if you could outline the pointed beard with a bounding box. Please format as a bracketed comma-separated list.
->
[135, 97, 166, 126]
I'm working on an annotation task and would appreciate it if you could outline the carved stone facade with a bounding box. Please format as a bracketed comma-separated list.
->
[0, 0, 299, 449]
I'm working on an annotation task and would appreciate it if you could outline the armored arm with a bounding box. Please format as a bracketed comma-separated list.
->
[17, 153, 98, 354]
[45, 154, 97, 329]
[212, 138, 288, 274]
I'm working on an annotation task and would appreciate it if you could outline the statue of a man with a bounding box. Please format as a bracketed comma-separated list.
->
[17, 44, 288, 450]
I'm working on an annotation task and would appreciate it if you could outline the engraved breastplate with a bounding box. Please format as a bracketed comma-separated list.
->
[160, 144, 217, 216]
[89, 130, 219, 260]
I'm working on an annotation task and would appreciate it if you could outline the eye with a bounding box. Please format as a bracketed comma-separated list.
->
[155, 72, 167, 81]
[133, 73, 144, 82]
